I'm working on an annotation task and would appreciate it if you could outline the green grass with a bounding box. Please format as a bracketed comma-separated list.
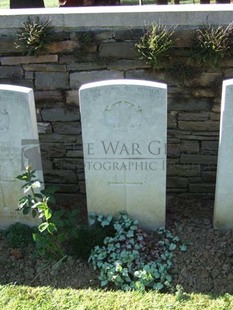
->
[0, 285, 232, 310]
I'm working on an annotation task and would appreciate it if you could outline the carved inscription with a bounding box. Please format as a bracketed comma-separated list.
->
[0, 143, 20, 210]
[104, 101, 142, 128]
[0, 109, 9, 132]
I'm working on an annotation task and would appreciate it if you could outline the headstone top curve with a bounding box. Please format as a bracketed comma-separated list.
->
[0, 84, 32, 94]
[223, 79, 233, 87]
[79, 79, 167, 91]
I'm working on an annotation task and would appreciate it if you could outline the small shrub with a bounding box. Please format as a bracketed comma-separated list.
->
[89, 213, 187, 292]
[16, 166, 79, 259]
[191, 23, 233, 67]
[15, 17, 54, 56]
[5, 222, 35, 249]
[136, 23, 176, 68]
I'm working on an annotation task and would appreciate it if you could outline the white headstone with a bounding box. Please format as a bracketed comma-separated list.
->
[0, 85, 43, 229]
[79, 80, 167, 229]
[214, 79, 233, 229]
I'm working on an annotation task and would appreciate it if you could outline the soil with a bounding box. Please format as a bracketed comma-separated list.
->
[0, 198, 232, 295]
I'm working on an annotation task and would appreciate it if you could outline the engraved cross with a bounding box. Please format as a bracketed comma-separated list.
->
[108, 182, 142, 187]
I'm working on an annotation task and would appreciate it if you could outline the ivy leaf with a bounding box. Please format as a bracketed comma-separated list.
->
[100, 280, 108, 287]
[154, 282, 164, 290]
[180, 244, 188, 252]
[169, 243, 176, 251]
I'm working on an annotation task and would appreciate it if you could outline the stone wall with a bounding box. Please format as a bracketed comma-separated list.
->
[0, 6, 233, 207]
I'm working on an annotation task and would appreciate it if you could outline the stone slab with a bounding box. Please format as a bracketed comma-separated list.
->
[214, 79, 233, 229]
[23, 64, 66, 72]
[190, 183, 215, 193]
[179, 121, 219, 131]
[180, 154, 217, 165]
[0, 85, 43, 229]
[70, 70, 123, 89]
[35, 72, 69, 90]
[0, 66, 23, 79]
[41, 108, 80, 122]
[79, 79, 167, 229]
[1, 55, 58, 65]
[99, 42, 138, 59]
[53, 121, 81, 135]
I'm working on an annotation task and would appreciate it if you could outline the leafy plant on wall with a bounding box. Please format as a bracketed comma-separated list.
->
[191, 23, 233, 67]
[15, 17, 54, 56]
[135, 23, 176, 69]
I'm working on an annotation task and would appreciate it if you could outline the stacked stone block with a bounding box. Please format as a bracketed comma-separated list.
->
[0, 27, 227, 202]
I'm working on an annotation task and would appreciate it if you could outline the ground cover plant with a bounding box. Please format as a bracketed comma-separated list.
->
[15, 167, 187, 292]
[1, 168, 229, 296]
[89, 212, 187, 292]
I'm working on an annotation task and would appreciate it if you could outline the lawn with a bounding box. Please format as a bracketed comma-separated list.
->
[0, 285, 232, 310]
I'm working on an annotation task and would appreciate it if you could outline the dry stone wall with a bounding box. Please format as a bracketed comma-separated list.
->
[0, 7, 232, 207]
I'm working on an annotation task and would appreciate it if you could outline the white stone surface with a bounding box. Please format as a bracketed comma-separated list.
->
[0, 5, 233, 31]
[214, 79, 233, 229]
[80, 79, 167, 229]
[0, 85, 43, 229]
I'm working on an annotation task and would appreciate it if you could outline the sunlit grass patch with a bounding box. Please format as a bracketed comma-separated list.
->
[0, 285, 232, 310]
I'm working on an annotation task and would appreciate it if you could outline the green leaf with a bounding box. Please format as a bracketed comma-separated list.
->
[17, 198, 29, 210]
[16, 174, 27, 181]
[100, 280, 108, 287]
[35, 202, 48, 211]
[101, 220, 110, 227]
[22, 207, 31, 215]
[32, 233, 39, 241]
[47, 223, 57, 234]
[32, 209, 37, 218]
[154, 282, 164, 290]
[34, 193, 43, 200]
[38, 222, 49, 233]
[180, 244, 188, 252]
[169, 243, 176, 251]
[44, 208, 52, 220]
[166, 274, 172, 282]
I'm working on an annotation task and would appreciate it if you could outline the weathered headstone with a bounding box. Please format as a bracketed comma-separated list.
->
[79, 80, 167, 229]
[214, 79, 233, 229]
[0, 85, 43, 229]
